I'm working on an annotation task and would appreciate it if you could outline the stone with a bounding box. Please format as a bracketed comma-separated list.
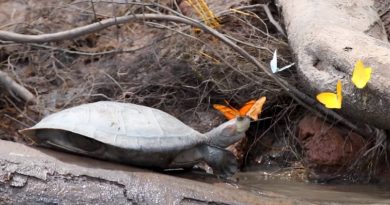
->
[297, 115, 366, 175]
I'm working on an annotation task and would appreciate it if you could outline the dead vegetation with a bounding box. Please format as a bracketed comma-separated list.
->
[0, 0, 388, 182]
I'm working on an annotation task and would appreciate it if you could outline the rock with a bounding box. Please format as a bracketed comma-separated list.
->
[297, 115, 366, 173]
[280, 0, 390, 129]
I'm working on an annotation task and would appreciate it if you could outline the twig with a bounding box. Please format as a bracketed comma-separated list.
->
[260, 4, 287, 37]
[5, 96, 37, 124]
[90, 0, 98, 22]
[3, 114, 30, 128]
[0, 13, 370, 137]
[221, 3, 287, 38]
[29, 42, 153, 56]
[0, 71, 35, 103]
[225, 6, 285, 45]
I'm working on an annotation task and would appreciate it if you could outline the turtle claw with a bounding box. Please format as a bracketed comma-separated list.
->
[201, 145, 238, 178]
[171, 145, 239, 177]
[214, 163, 237, 178]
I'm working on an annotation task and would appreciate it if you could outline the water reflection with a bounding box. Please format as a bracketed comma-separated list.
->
[237, 172, 390, 204]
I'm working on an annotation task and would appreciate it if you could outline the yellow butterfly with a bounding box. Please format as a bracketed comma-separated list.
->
[352, 60, 372, 89]
[316, 80, 342, 109]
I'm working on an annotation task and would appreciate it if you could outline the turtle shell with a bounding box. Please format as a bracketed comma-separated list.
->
[21, 101, 205, 152]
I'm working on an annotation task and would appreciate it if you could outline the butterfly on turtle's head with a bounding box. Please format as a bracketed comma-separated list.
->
[213, 99, 255, 120]
[213, 97, 266, 121]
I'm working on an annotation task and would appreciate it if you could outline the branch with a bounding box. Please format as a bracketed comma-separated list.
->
[0, 71, 35, 103]
[0, 14, 198, 43]
[260, 4, 287, 37]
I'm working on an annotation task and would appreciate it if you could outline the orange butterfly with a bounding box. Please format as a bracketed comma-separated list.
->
[246, 96, 266, 121]
[213, 97, 266, 121]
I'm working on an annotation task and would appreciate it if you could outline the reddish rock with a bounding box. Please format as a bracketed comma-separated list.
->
[297, 115, 366, 171]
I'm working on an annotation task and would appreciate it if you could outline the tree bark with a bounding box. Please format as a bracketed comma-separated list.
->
[0, 140, 311, 205]
[280, 0, 390, 130]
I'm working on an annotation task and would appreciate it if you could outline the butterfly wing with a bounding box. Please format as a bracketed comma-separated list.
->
[352, 60, 372, 89]
[316, 92, 341, 109]
[278, 63, 295, 72]
[213, 104, 240, 120]
[246, 97, 266, 121]
[238, 100, 256, 116]
[270, 50, 278, 73]
[336, 80, 342, 105]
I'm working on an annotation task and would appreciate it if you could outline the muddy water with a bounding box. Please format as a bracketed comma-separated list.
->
[237, 172, 390, 204]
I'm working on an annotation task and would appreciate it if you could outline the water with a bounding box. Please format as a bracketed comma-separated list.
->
[237, 172, 390, 204]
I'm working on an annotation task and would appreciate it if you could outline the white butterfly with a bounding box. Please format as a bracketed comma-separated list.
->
[270, 50, 295, 73]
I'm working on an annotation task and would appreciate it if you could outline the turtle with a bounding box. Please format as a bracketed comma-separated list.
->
[20, 101, 251, 177]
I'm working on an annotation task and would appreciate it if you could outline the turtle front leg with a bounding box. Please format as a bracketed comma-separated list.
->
[171, 145, 238, 177]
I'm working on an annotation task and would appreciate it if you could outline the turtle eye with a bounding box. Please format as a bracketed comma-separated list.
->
[221, 124, 236, 137]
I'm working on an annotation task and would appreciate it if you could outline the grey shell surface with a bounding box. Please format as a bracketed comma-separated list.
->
[22, 101, 205, 152]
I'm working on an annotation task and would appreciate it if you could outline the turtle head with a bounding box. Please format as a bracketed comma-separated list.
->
[206, 116, 250, 148]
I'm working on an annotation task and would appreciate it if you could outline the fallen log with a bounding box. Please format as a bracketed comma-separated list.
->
[0, 140, 312, 205]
